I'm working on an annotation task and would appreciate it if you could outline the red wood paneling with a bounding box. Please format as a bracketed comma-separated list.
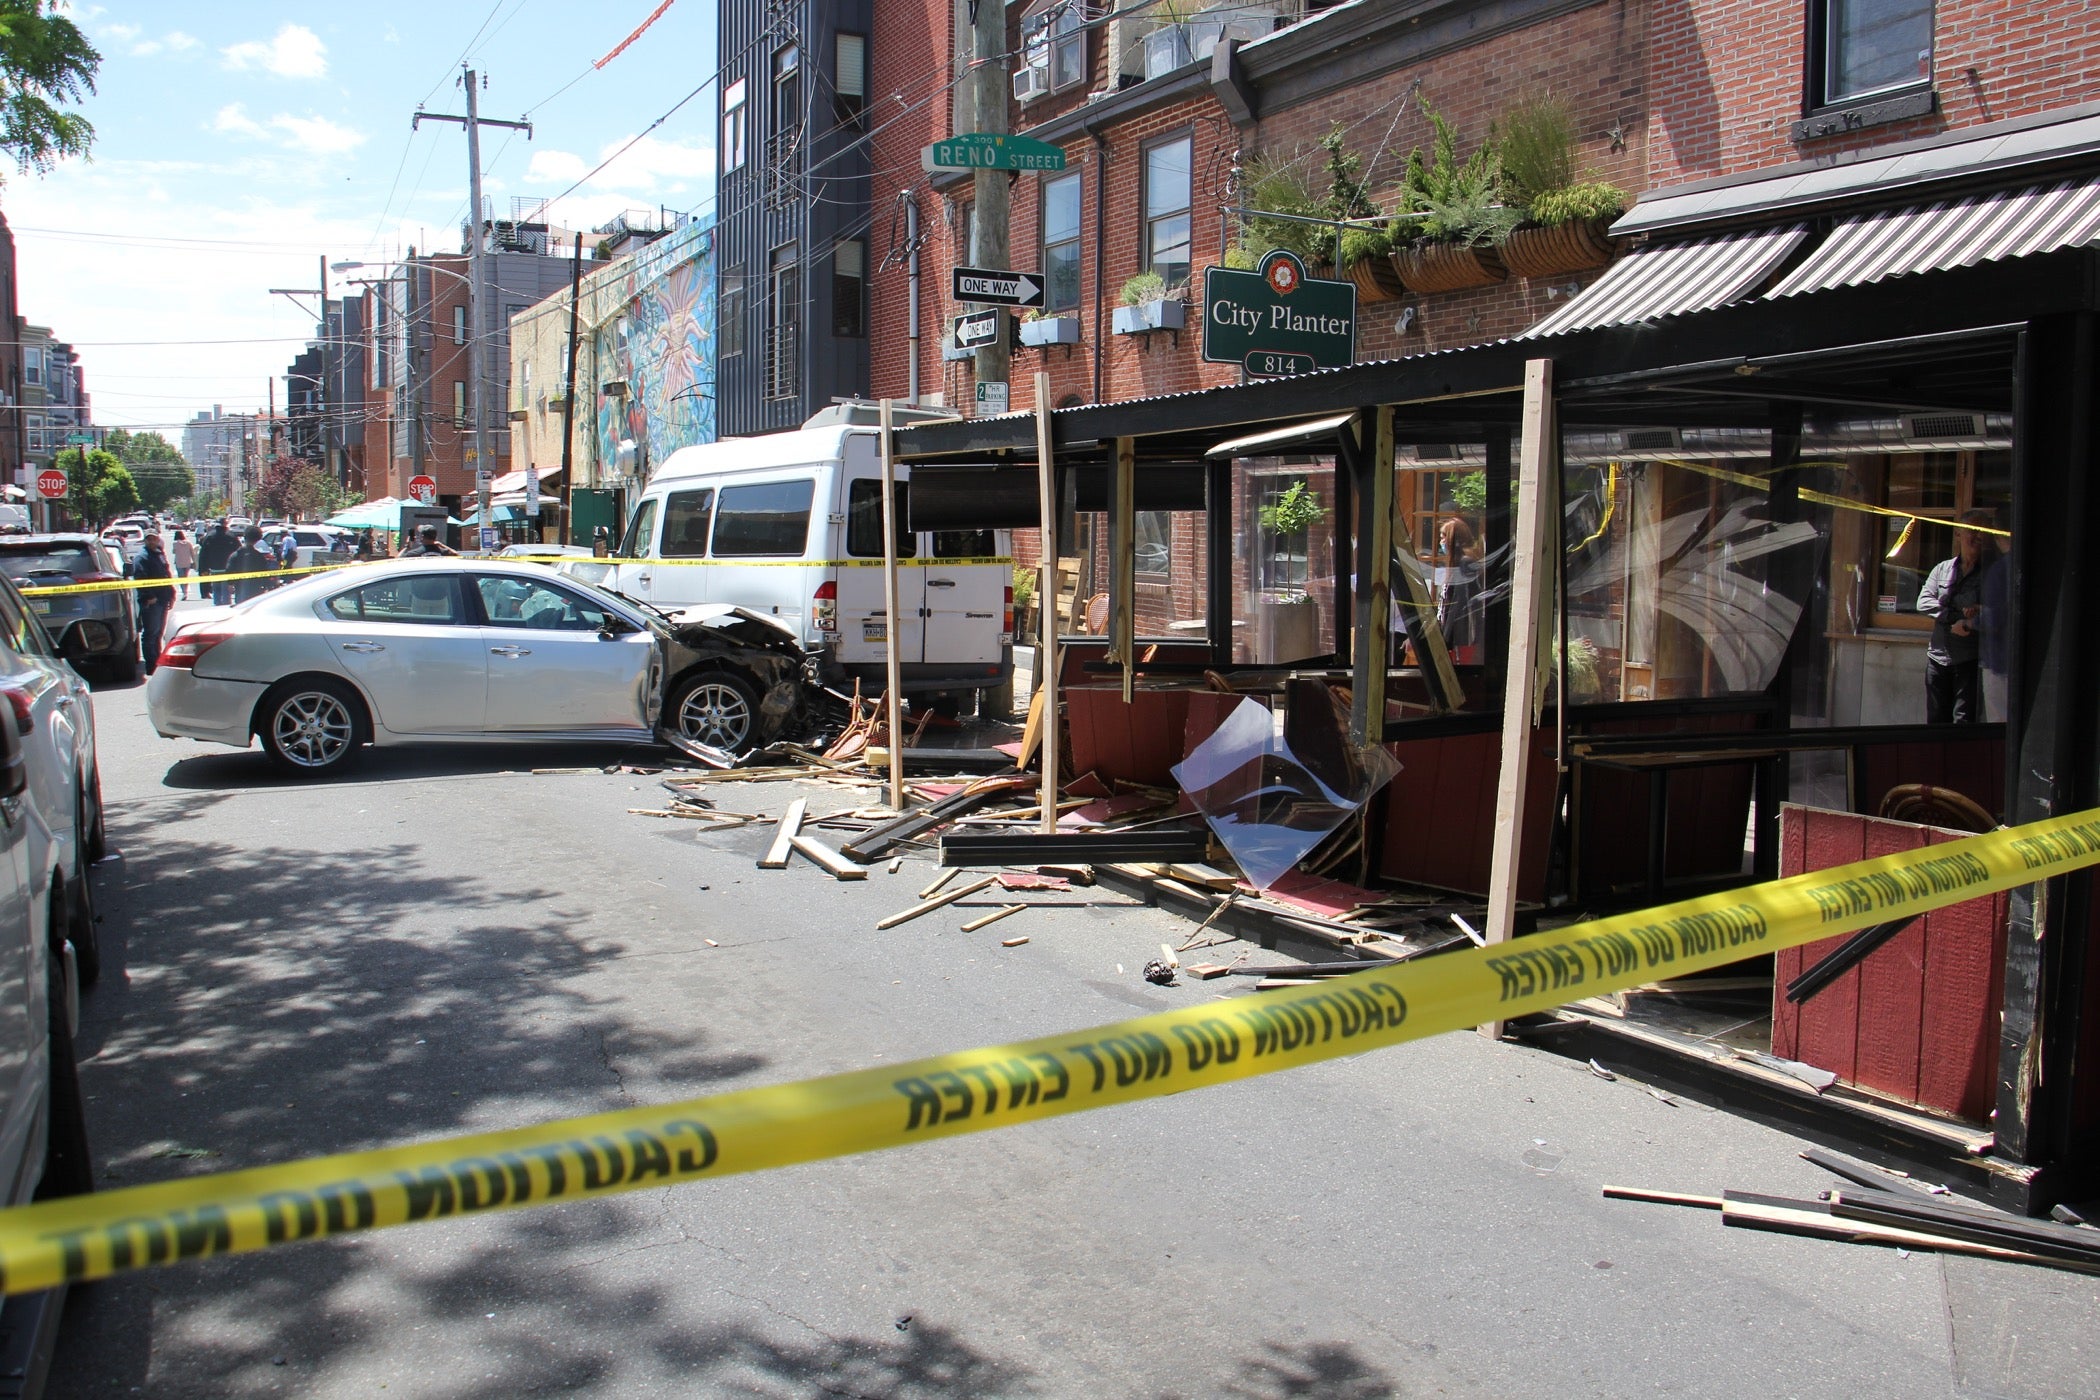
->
[1854, 819, 1926, 1103]
[1795, 810, 1868, 1082]
[1852, 737, 2004, 819]
[1917, 826, 2008, 1121]
[1375, 727, 1556, 900]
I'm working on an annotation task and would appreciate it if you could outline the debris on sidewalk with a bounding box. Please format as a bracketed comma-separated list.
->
[960, 904, 1025, 933]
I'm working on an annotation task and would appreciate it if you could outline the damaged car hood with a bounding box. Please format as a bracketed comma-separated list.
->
[660, 603, 805, 657]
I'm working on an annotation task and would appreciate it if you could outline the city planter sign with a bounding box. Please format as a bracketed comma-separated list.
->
[921, 133, 1067, 173]
[1201, 250, 1356, 377]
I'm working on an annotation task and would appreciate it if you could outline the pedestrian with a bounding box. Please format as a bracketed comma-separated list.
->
[1917, 508, 2000, 724]
[128, 534, 177, 675]
[225, 526, 276, 605]
[198, 519, 236, 605]
[355, 528, 376, 561]
[170, 528, 196, 600]
[1435, 515, 1484, 651]
[278, 528, 300, 572]
[401, 524, 459, 558]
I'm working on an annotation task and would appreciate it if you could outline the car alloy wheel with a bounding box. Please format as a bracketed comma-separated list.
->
[263, 681, 361, 775]
[672, 671, 758, 753]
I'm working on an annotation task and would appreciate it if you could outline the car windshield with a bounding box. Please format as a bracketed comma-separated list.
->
[556, 573, 673, 629]
[0, 544, 99, 578]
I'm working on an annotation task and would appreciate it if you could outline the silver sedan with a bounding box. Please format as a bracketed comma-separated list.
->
[147, 559, 812, 777]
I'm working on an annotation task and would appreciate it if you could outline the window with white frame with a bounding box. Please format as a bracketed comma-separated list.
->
[1021, 0, 1087, 96]
[452, 303, 467, 346]
[452, 379, 466, 426]
[1042, 171, 1082, 313]
[23, 349, 40, 387]
[723, 78, 748, 172]
[1810, 0, 1933, 106]
[1142, 134, 1192, 290]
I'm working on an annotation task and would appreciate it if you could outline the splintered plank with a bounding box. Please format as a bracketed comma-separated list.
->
[877, 875, 998, 929]
[789, 834, 866, 880]
[759, 799, 809, 870]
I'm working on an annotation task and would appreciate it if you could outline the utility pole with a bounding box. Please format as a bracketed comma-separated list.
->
[558, 236, 583, 544]
[415, 66, 532, 537]
[267, 255, 336, 488]
[969, 0, 1011, 404]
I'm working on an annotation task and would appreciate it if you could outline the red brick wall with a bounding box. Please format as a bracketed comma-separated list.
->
[1650, 0, 2100, 185]
[868, 0, 959, 408]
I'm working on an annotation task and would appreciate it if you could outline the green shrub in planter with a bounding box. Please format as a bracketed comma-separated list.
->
[1529, 181, 1627, 228]
[1120, 270, 1168, 306]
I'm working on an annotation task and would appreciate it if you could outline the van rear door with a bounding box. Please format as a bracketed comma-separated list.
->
[920, 529, 1007, 666]
[834, 476, 926, 666]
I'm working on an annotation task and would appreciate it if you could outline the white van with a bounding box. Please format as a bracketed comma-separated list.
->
[606, 420, 1013, 706]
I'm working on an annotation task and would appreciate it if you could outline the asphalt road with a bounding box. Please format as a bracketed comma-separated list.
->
[40, 649, 2100, 1398]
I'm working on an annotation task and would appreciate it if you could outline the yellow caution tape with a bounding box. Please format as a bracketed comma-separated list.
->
[2, 808, 2094, 1295]
[583, 556, 1016, 570]
[17, 562, 365, 597]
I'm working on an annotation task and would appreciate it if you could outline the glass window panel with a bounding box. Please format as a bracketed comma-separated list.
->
[847, 478, 911, 558]
[713, 479, 814, 556]
[933, 529, 995, 558]
[1828, 0, 1932, 100]
[1043, 173, 1081, 245]
[1051, 8, 1086, 87]
[662, 488, 715, 558]
[1145, 139, 1190, 220]
[476, 576, 614, 630]
[328, 576, 463, 625]
[1148, 213, 1191, 289]
[620, 498, 657, 558]
[1135, 510, 1171, 575]
[1043, 172, 1082, 313]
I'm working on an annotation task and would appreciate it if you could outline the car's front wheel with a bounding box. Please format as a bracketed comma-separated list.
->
[258, 677, 364, 777]
[667, 669, 761, 755]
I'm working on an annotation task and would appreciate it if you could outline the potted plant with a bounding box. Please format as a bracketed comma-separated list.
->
[1018, 306, 1081, 347]
[1231, 151, 1333, 274]
[1254, 479, 1327, 662]
[1495, 96, 1626, 278]
[1144, 0, 1197, 78]
[1387, 101, 1519, 294]
[1316, 124, 1406, 303]
[1112, 271, 1186, 334]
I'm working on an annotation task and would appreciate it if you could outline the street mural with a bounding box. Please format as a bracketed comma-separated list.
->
[589, 216, 716, 480]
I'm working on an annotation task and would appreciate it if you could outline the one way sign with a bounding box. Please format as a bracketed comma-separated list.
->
[951, 265, 1044, 309]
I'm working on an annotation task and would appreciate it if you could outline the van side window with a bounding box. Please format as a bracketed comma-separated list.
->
[620, 500, 658, 559]
[932, 530, 995, 559]
[713, 479, 814, 556]
[663, 489, 715, 558]
[847, 479, 912, 558]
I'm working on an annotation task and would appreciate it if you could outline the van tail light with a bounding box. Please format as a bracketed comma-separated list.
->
[0, 686, 30, 736]
[813, 580, 837, 632]
[1002, 584, 1014, 645]
[158, 630, 232, 670]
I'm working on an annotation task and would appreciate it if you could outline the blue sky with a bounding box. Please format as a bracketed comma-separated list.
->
[6, 1, 717, 435]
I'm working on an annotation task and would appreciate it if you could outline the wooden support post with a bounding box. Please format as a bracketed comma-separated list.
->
[1349, 409, 1390, 745]
[1035, 371, 1061, 835]
[1481, 359, 1556, 1039]
[1111, 435, 1136, 703]
[879, 398, 907, 813]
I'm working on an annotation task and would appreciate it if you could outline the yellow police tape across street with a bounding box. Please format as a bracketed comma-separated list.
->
[15, 563, 359, 597]
[4, 807, 2097, 1295]
[15, 556, 1018, 596]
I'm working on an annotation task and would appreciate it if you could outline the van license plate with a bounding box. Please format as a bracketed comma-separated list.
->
[862, 621, 887, 643]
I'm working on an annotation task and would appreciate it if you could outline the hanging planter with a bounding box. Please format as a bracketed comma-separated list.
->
[1342, 252, 1407, 303]
[1391, 242, 1507, 294]
[1500, 216, 1620, 279]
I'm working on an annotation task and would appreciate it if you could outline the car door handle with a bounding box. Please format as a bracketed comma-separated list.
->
[926, 578, 957, 588]
[636, 572, 651, 584]
[341, 641, 386, 654]
[490, 645, 532, 658]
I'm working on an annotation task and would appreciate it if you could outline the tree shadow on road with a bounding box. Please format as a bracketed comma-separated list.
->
[155, 740, 689, 792]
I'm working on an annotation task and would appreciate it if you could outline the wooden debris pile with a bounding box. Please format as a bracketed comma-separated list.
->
[1608, 1146, 2100, 1276]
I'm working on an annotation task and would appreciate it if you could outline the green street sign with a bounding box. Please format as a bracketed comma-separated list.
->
[922, 132, 1067, 173]
[1202, 250, 1356, 373]
[64, 433, 94, 445]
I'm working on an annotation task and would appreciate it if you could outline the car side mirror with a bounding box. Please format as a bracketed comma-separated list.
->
[599, 615, 634, 638]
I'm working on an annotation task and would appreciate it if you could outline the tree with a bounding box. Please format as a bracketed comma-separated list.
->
[62, 447, 134, 524]
[285, 463, 349, 522]
[0, 1, 98, 180]
[103, 427, 194, 511]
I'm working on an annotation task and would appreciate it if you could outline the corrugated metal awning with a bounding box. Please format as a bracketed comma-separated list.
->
[1208, 411, 1355, 458]
[1521, 225, 1809, 339]
[1765, 175, 2100, 299]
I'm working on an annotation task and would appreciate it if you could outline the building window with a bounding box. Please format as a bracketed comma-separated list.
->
[1142, 134, 1192, 291]
[1134, 511, 1171, 577]
[1811, 0, 1933, 106]
[1021, 0, 1087, 95]
[835, 33, 866, 126]
[1042, 171, 1082, 313]
[723, 78, 748, 172]
[721, 271, 745, 357]
[22, 350, 39, 387]
[832, 239, 866, 338]
[452, 303, 467, 346]
[452, 379, 466, 426]
[773, 45, 800, 135]
[767, 243, 800, 401]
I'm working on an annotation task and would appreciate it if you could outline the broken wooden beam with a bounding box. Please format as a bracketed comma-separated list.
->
[759, 798, 808, 870]
[938, 828, 1211, 868]
[789, 834, 867, 881]
[840, 777, 1032, 864]
[960, 904, 1026, 933]
[877, 875, 998, 929]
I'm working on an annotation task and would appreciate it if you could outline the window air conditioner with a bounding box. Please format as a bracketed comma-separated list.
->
[1013, 65, 1051, 102]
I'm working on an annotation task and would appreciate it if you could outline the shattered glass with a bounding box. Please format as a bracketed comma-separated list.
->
[1171, 694, 1399, 890]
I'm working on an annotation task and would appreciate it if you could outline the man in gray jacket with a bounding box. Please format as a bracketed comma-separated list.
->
[1916, 508, 1999, 724]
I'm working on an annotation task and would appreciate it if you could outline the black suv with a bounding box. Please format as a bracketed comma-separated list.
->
[0, 535, 142, 683]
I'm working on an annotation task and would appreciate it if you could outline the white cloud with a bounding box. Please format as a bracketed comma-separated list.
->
[166, 32, 199, 52]
[221, 24, 327, 79]
[525, 135, 714, 196]
[128, 30, 198, 58]
[210, 104, 366, 156]
[100, 21, 138, 41]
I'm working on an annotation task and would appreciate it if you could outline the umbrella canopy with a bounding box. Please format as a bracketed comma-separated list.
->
[324, 498, 405, 529]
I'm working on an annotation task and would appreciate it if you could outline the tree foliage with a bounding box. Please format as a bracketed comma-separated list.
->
[0, 1, 98, 181]
[250, 455, 349, 522]
[102, 427, 193, 511]
[61, 447, 134, 523]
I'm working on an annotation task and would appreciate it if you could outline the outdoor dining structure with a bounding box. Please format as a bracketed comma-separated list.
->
[885, 136, 2100, 1214]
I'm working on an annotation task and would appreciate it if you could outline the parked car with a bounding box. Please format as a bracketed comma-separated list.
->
[0, 536, 142, 683]
[0, 572, 103, 985]
[260, 525, 354, 570]
[147, 559, 816, 777]
[0, 671, 96, 1380]
[0, 504, 32, 535]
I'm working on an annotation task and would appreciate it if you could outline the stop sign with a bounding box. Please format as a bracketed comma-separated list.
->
[35, 469, 66, 499]
[408, 475, 437, 505]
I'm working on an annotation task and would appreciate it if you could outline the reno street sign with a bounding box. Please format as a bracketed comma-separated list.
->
[1202, 249, 1356, 376]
